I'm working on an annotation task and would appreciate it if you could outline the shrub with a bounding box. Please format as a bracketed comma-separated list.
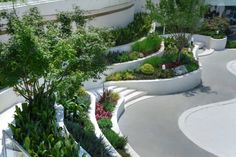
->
[65, 120, 111, 157]
[103, 129, 127, 150]
[97, 118, 113, 130]
[106, 73, 122, 81]
[111, 13, 152, 46]
[198, 17, 230, 39]
[226, 40, 236, 48]
[117, 149, 131, 157]
[111, 92, 120, 102]
[122, 71, 135, 80]
[117, 53, 130, 62]
[128, 51, 140, 60]
[140, 64, 155, 75]
[132, 33, 162, 55]
[158, 69, 174, 78]
[103, 101, 115, 112]
[106, 71, 135, 81]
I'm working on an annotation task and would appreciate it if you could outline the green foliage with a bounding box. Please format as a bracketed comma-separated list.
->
[147, 0, 207, 34]
[106, 52, 198, 80]
[98, 118, 113, 130]
[9, 92, 79, 157]
[103, 129, 128, 150]
[99, 90, 120, 104]
[106, 70, 135, 81]
[139, 64, 155, 75]
[106, 51, 141, 64]
[198, 17, 230, 39]
[65, 120, 111, 157]
[132, 33, 162, 55]
[226, 40, 236, 48]
[57, 6, 86, 37]
[111, 13, 152, 46]
[117, 149, 131, 157]
[158, 69, 175, 78]
[102, 101, 115, 112]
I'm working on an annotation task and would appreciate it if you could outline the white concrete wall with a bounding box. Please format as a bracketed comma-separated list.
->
[0, 0, 131, 16]
[87, 5, 134, 28]
[106, 69, 202, 95]
[134, 0, 160, 13]
[0, 88, 24, 113]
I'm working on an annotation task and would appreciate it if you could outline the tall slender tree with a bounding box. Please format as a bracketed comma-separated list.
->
[146, 0, 207, 62]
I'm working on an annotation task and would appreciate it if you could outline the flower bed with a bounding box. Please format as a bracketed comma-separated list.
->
[106, 49, 199, 81]
[95, 90, 131, 157]
[106, 33, 162, 65]
[105, 41, 202, 95]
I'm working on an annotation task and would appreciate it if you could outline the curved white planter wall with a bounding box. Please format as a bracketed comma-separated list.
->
[192, 34, 227, 51]
[0, 88, 24, 113]
[83, 43, 164, 89]
[106, 69, 202, 95]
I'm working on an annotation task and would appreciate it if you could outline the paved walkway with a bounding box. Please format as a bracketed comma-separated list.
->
[118, 49, 236, 157]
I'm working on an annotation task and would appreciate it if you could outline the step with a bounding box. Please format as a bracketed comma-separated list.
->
[124, 91, 147, 103]
[125, 96, 153, 108]
[118, 89, 136, 97]
[112, 87, 127, 93]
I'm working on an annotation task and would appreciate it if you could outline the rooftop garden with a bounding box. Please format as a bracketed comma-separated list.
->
[0, 0, 233, 156]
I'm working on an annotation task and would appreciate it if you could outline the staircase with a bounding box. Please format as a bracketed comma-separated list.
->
[90, 86, 147, 107]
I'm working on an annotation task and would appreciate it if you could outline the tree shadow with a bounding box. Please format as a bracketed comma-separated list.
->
[183, 84, 218, 97]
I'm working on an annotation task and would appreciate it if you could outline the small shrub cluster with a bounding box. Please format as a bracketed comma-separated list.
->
[106, 70, 135, 81]
[140, 64, 155, 75]
[132, 33, 162, 55]
[111, 13, 152, 46]
[226, 40, 236, 48]
[198, 17, 230, 39]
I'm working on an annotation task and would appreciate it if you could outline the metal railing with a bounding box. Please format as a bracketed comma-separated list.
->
[2, 130, 31, 157]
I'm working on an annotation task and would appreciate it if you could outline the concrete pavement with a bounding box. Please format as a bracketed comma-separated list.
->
[118, 49, 236, 157]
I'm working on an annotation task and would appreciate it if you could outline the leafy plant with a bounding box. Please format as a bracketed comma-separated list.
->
[98, 118, 113, 130]
[132, 33, 162, 55]
[198, 17, 230, 39]
[139, 64, 155, 75]
[111, 13, 152, 46]
[226, 40, 236, 48]
[103, 129, 128, 150]
[106, 71, 135, 81]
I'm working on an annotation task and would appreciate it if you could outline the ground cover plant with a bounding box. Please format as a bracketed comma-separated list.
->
[106, 33, 162, 65]
[96, 90, 130, 157]
[110, 13, 152, 46]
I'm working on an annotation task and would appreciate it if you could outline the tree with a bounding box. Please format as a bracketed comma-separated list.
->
[146, 0, 207, 62]
[0, 8, 109, 105]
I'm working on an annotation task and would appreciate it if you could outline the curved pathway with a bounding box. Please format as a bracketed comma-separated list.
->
[118, 49, 236, 157]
